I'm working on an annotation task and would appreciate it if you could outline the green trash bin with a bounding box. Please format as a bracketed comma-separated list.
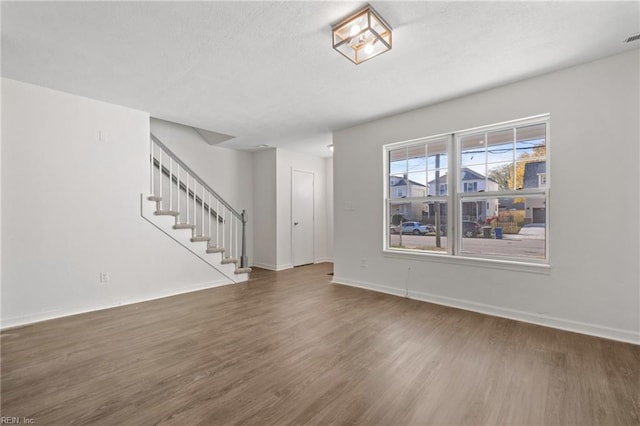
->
[495, 227, 503, 239]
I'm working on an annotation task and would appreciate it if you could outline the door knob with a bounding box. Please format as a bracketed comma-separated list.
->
[294, 222, 299, 225]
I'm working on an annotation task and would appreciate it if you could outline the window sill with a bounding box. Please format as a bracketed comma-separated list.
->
[382, 248, 551, 275]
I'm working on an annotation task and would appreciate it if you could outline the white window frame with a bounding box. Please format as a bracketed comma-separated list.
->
[385, 133, 453, 256]
[384, 114, 550, 266]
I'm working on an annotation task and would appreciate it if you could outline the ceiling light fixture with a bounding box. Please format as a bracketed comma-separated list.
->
[332, 4, 392, 65]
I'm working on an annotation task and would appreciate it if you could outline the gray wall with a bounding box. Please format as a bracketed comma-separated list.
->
[333, 50, 639, 343]
[252, 148, 278, 269]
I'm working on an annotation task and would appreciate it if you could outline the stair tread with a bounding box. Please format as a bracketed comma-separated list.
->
[235, 267, 252, 274]
[206, 247, 225, 253]
[155, 210, 179, 216]
[191, 236, 211, 242]
[221, 257, 239, 264]
[173, 223, 196, 229]
[147, 195, 162, 202]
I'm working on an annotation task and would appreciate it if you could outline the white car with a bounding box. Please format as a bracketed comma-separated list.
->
[391, 221, 430, 235]
[517, 223, 545, 239]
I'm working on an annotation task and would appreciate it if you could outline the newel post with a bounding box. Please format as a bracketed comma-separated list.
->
[241, 210, 248, 268]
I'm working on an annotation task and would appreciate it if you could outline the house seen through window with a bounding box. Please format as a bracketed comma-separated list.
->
[386, 115, 549, 264]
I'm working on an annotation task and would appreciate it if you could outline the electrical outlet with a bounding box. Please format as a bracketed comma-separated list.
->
[99, 272, 110, 283]
[98, 131, 109, 143]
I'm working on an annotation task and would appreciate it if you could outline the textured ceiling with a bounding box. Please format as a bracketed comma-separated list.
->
[2, 1, 639, 158]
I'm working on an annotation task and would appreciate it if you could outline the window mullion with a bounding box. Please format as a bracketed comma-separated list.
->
[450, 133, 457, 255]
[512, 127, 517, 190]
[484, 131, 489, 193]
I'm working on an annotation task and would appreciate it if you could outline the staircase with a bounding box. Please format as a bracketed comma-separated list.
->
[141, 134, 251, 283]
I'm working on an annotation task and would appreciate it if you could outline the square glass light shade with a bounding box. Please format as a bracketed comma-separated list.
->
[332, 5, 392, 64]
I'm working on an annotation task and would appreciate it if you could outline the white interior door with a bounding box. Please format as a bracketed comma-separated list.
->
[292, 170, 314, 267]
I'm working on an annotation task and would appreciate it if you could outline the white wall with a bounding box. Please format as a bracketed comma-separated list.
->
[252, 149, 277, 269]
[1, 79, 234, 328]
[0, 79, 3, 321]
[325, 157, 334, 262]
[333, 50, 640, 343]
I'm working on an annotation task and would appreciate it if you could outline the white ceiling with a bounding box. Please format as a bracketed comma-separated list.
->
[2, 1, 639, 158]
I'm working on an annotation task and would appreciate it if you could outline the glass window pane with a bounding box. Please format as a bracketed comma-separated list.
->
[407, 172, 427, 196]
[407, 145, 426, 172]
[389, 201, 448, 253]
[487, 129, 514, 163]
[460, 166, 485, 193]
[516, 123, 546, 161]
[386, 116, 548, 264]
[389, 148, 407, 175]
[426, 140, 448, 170]
[459, 196, 546, 260]
[461, 133, 486, 167]
[519, 160, 547, 190]
[487, 162, 514, 191]
[389, 174, 407, 199]
[427, 169, 448, 195]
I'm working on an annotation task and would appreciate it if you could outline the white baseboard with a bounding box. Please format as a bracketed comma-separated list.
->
[1, 278, 232, 330]
[253, 260, 332, 270]
[277, 263, 293, 271]
[332, 276, 407, 298]
[332, 277, 640, 345]
[251, 262, 293, 271]
[251, 262, 277, 271]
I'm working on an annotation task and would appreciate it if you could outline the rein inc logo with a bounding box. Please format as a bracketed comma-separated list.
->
[0, 418, 35, 424]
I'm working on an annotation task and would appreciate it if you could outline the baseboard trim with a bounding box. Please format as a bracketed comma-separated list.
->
[1, 279, 232, 330]
[332, 276, 406, 299]
[253, 261, 333, 270]
[332, 277, 639, 345]
[251, 262, 278, 271]
[277, 263, 293, 271]
[251, 263, 292, 272]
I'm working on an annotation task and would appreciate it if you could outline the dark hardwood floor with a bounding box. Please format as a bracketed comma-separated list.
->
[1, 263, 638, 425]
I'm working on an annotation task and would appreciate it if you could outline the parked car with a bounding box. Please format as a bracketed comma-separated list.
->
[392, 221, 430, 235]
[517, 223, 545, 239]
[423, 224, 446, 236]
[462, 221, 482, 237]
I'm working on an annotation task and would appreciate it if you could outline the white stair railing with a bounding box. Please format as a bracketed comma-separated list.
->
[149, 134, 248, 269]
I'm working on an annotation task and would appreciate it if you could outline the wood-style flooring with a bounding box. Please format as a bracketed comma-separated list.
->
[1, 263, 638, 425]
